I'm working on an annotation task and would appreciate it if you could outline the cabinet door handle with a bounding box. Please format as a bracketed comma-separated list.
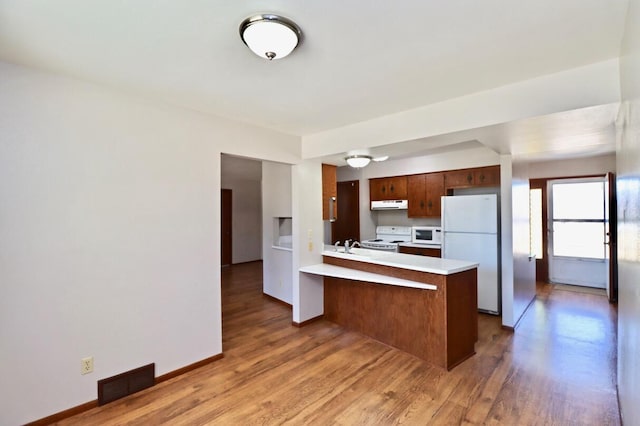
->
[382, 186, 386, 194]
[467, 174, 473, 183]
[420, 200, 424, 209]
[428, 200, 433, 209]
[479, 174, 485, 182]
[390, 184, 394, 193]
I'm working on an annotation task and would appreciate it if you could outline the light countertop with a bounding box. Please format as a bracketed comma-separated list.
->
[321, 246, 478, 275]
[299, 263, 437, 290]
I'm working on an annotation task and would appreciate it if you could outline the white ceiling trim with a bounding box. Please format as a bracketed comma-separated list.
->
[302, 59, 620, 160]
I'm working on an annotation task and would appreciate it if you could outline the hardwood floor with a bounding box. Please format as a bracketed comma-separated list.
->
[56, 263, 620, 425]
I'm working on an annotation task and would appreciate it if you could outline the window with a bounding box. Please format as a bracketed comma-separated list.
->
[550, 180, 605, 260]
[529, 188, 543, 259]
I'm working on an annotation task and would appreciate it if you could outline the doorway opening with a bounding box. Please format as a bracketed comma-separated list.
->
[331, 180, 360, 244]
[220, 154, 264, 266]
[530, 174, 617, 301]
[220, 154, 294, 352]
[548, 177, 607, 289]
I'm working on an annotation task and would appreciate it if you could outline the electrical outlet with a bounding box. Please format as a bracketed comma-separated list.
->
[81, 356, 94, 375]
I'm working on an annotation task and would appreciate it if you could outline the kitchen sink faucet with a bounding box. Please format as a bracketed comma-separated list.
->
[344, 240, 360, 253]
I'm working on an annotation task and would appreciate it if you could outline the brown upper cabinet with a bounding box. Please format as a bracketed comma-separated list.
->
[369, 166, 500, 215]
[369, 176, 407, 201]
[322, 164, 337, 221]
[407, 172, 445, 218]
[444, 166, 500, 190]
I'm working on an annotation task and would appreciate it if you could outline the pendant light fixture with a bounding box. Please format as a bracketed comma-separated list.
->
[239, 14, 302, 60]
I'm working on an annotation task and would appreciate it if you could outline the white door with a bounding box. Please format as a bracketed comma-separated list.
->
[548, 177, 607, 289]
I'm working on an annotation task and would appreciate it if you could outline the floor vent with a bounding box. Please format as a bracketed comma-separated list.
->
[98, 363, 155, 406]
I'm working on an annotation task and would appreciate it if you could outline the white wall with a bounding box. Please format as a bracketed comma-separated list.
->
[221, 155, 262, 264]
[262, 161, 293, 304]
[499, 157, 516, 327]
[510, 162, 537, 326]
[527, 153, 616, 179]
[0, 60, 300, 425]
[291, 160, 325, 323]
[617, 0, 640, 423]
[499, 158, 536, 329]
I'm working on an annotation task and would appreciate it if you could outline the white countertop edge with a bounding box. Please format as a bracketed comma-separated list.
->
[299, 263, 437, 291]
[271, 245, 293, 252]
[321, 250, 478, 275]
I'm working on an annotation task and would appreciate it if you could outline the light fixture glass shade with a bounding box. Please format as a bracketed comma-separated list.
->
[240, 15, 301, 60]
[345, 155, 372, 168]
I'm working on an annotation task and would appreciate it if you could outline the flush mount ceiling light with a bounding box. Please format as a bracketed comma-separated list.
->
[239, 14, 302, 60]
[345, 155, 373, 168]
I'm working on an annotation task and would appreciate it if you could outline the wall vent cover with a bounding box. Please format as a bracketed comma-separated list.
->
[98, 363, 155, 406]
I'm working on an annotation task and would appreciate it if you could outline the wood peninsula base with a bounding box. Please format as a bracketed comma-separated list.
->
[322, 256, 478, 370]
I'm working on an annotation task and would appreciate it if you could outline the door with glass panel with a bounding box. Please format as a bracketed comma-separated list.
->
[548, 177, 608, 289]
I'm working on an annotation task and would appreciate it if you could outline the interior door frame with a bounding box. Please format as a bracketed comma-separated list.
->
[547, 175, 608, 289]
[530, 174, 613, 287]
[529, 179, 549, 282]
[606, 172, 618, 302]
[221, 188, 232, 266]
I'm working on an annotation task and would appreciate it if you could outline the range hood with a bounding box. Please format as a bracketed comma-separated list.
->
[371, 200, 408, 210]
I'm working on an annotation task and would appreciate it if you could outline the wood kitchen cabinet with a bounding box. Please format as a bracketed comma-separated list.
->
[407, 172, 444, 217]
[444, 169, 474, 188]
[322, 164, 337, 221]
[473, 166, 500, 186]
[444, 166, 500, 190]
[322, 255, 477, 370]
[399, 245, 442, 257]
[369, 176, 407, 201]
[370, 166, 499, 207]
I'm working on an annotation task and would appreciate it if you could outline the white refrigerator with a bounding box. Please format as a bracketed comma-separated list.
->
[441, 194, 500, 315]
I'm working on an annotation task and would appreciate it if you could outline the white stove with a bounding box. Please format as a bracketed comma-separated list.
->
[361, 226, 412, 252]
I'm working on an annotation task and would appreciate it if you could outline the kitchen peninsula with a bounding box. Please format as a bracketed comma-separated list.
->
[300, 248, 479, 370]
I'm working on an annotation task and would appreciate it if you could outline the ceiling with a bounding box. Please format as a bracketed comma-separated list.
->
[0, 1, 629, 161]
[321, 103, 621, 166]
